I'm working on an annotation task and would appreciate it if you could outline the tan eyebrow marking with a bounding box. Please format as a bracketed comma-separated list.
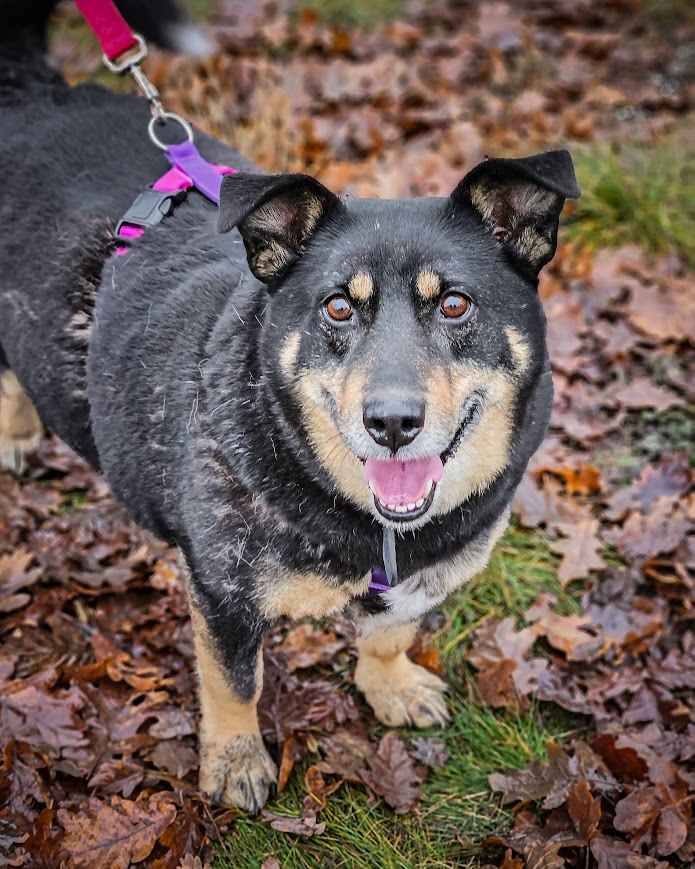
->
[347, 272, 374, 303]
[415, 269, 441, 301]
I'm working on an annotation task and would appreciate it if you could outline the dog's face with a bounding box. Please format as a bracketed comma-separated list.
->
[219, 152, 579, 529]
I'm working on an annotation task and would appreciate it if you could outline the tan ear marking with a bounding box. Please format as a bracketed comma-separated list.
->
[347, 272, 374, 303]
[415, 269, 441, 301]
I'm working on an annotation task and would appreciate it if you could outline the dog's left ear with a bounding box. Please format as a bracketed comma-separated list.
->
[451, 150, 580, 275]
[218, 172, 342, 284]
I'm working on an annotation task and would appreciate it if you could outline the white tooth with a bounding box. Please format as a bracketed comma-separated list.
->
[406, 502, 416, 511]
[397, 505, 408, 513]
[415, 498, 424, 508]
[425, 479, 433, 494]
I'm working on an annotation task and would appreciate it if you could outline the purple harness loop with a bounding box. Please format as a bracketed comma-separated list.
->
[115, 145, 237, 253]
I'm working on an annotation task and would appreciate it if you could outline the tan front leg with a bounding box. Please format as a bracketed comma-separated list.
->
[0, 371, 42, 474]
[354, 622, 450, 728]
[189, 599, 277, 813]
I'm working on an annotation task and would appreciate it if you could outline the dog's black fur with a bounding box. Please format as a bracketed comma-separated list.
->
[0, 3, 579, 812]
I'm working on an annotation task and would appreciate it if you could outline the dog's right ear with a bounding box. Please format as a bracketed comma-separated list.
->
[218, 173, 342, 284]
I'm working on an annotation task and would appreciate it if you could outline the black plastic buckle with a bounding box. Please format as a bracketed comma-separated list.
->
[116, 188, 187, 233]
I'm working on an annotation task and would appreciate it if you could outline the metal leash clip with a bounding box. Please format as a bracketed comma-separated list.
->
[102, 31, 193, 150]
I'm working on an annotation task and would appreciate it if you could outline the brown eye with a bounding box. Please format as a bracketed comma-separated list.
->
[324, 294, 353, 323]
[440, 292, 472, 320]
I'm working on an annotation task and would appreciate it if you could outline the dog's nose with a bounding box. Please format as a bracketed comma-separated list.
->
[363, 398, 426, 453]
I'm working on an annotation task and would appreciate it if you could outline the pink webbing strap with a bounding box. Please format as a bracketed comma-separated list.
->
[75, 0, 138, 62]
[115, 164, 237, 254]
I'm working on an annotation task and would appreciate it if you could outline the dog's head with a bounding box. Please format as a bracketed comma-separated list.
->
[218, 151, 579, 529]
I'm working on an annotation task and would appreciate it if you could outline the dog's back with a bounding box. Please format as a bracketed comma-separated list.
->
[0, 2, 247, 478]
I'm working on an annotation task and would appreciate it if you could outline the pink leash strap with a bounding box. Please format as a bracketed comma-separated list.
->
[74, 0, 140, 64]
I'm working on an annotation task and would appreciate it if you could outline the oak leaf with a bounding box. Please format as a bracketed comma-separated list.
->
[359, 732, 422, 814]
[58, 795, 176, 868]
[549, 521, 606, 586]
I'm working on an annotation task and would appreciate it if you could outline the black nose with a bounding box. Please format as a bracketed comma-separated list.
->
[363, 398, 426, 453]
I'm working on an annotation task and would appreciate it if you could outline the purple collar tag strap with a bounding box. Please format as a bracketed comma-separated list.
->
[368, 528, 399, 596]
[369, 566, 391, 595]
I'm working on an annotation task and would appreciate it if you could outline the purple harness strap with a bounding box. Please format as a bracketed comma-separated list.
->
[166, 142, 230, 203]
[116, 144, 237, 253]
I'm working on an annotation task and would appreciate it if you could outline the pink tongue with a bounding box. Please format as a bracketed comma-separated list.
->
[364, 455, 444, 506]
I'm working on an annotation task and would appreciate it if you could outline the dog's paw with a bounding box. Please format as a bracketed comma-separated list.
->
[199, 732, 277, 813]
[356, 656, 450, 729]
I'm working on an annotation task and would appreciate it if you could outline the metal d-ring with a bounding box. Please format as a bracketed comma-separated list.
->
[147, 112, 194, 150]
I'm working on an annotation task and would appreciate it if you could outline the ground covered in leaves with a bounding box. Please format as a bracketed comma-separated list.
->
[2, 0, 694, 867]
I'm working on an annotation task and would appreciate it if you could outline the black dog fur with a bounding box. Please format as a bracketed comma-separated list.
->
[0, 3, 579, 812]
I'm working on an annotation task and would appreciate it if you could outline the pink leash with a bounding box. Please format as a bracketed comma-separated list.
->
[75, 0, 141, 65]
[74, 0, 236, 250]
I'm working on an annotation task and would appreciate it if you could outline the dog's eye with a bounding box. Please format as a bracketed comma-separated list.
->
[323, 294, 353, 323]
[440, 292, 472, 321]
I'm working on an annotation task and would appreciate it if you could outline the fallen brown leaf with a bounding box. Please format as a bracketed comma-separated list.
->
[469, 617, 548, 710]
[549, 520, 606, 586]
[276, 623, 346, 672]
[359, 732, 422, 814]
[567, 779, 601, 842]
[58, 795, 176, 868]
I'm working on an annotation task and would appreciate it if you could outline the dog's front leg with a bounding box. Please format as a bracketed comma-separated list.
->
[186, 578, 277, 813]
[354, 620, 450, 729]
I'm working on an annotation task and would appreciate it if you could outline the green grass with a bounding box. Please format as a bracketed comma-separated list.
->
[635, 407, 695, 465]
[294, 0, 404, 28]
[644, 0, 695, 28]
[441, 524, 579, 667]
[217, 527, 582, 868]
[567, 136, 695, 266]
[218, 700, 573, 869]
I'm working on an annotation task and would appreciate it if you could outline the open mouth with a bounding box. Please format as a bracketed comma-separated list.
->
[364, 392, 484, 524]
[367, 456, 443, 521]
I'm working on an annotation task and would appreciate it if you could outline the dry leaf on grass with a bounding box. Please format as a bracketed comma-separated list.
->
[567, 779, 601, 842]
[614, 783, 691, 856]
[605, 497, 689, 562]
[262, 809, 326, 838]
[359, 732, 423, 814]
[58, 795, 176, 868]
[549, 520, 606, 585]
[410, 737, 449, 769]
[527, 594, 600, 661]
[469, 617, 547, 710]
[489, 741, 618, 809]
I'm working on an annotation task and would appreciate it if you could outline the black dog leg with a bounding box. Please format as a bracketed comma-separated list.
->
[180, 556, 277, 813]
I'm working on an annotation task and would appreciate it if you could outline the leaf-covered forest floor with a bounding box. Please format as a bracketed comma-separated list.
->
[2, 1, 694, 867]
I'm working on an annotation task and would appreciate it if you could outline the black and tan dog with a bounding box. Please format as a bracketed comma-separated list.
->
[0, 4, 579, 812]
